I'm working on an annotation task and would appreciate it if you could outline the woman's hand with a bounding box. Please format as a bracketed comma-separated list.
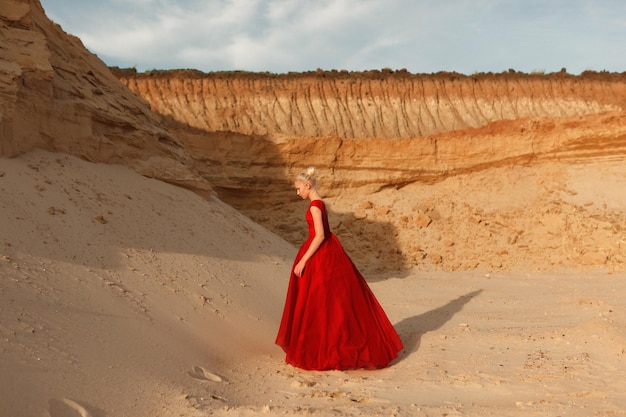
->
[294, 260, 306, 277]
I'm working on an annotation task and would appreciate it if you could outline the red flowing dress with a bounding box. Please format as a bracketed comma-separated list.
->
[276, 200, 403, 370]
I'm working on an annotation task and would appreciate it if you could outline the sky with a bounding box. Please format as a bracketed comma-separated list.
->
[40, 0, 626, 75]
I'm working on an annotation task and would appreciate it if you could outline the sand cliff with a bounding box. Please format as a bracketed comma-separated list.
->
[114, 69, 626, 273]
[0, 0, 210, 195]
[116, 68, 626, 139]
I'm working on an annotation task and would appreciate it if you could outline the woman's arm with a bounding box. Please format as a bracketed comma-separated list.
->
[293, 205, 325, 277]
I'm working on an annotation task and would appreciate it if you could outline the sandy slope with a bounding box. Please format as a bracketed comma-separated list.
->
[2, 150, 626, 417]
[0, 150, 293, 416]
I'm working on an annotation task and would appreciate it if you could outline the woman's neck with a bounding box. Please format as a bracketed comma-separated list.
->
[309, 189, 322, 201]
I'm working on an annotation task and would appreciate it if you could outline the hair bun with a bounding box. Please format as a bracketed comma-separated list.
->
[295, 166, 318, 186]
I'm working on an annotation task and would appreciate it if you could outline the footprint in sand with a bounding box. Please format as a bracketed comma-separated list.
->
[48, 398, 93, 417]
[189, 366, 223, 382]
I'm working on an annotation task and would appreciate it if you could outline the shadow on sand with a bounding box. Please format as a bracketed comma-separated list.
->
[394, 289, 483, 362]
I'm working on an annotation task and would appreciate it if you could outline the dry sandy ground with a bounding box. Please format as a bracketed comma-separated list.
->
[1, 150, 625, 417]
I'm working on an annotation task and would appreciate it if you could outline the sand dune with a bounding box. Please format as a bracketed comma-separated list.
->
[0, 150, 293, 416]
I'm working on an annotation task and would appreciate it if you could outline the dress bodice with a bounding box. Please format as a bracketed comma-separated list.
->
[306, 200, 331, 240]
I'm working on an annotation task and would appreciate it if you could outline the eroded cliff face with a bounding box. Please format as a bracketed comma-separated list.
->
[116, 69, 626, 195]
[0, 0, 209, 194]
[117, 69, 626, 273]
[118, 69, 626, 139]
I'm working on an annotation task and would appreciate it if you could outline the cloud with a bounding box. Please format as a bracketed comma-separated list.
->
[41, 0, 626, 74]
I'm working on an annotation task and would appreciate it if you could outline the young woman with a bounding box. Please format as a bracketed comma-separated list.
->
[275, 167, 403, 370]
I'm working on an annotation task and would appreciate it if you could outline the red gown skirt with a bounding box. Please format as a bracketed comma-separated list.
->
[275, 200, 403, 370]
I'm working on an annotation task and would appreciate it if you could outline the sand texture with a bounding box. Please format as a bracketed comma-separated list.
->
[2, 151, 626, 416]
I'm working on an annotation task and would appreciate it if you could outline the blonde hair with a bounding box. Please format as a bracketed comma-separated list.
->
[295, 166, 317, 187]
